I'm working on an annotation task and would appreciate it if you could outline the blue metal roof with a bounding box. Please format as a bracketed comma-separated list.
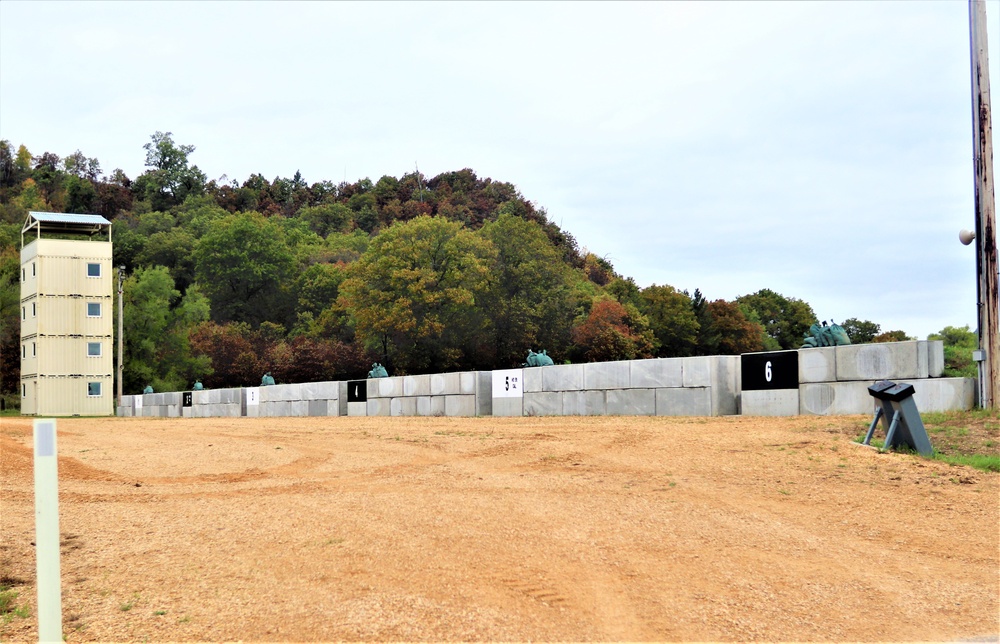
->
[28, 211, 111, 226]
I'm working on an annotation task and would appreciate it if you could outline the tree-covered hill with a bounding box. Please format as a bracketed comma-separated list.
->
[0, 132, 929, 398]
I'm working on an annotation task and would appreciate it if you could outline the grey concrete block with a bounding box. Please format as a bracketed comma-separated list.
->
[367, 398, 391, 416]
[430, 396, 446, 416]
[347, 401, 367, 417]
[300, 381, 339, 400]
[166, 405, 180, 418]
[561, 390, 606, 415]
[289, 401, 309, 416]
[220, 388, 241, 405]
[192, 390, 210, 405]
[656, 387, 711, 416]
[741, 390, 800, 416]
[683, 357, 711, 387]
[542, 364, 584, 392]
[584, 361, 631, 390]
[911, 377, 975, 412]
[631, 358, 683, 389]
[460, 372, 477, 394]
[307, 400, 327, 416]
[799, 347, 837, 383]
[445, 395, 477, 417]
[799, 381, 875, 415]
[522, 367, 543, 393]
[927, 341, 945, 378]
[271, 401, 292, 417]
[391, 397, 418, 416]
[416, 396, 433, 416]
[835, 341, 924, 381]
[476, 371, 493, 416]
[376, 377, 402, 398]
[710, 356, 741, 416]
[524, 392, 561, 416]
[245, 404, 260, 417]
[492, 397, 524, 417]
[120, 396, 134, 409]
[606, 389, 656, 416]
[431, 372, 461, 395]
[181, 407, 192, 418]
[163, 392, 182, 406]
[403, 375, 431, 397]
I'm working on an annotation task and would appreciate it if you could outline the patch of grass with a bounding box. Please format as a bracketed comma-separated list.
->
[0, 585, 30, 623]
[843, 408, 998, 472]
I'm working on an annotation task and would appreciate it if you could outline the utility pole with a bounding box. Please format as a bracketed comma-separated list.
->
[969, 0, 998, 409]
[117, 266, 124, 408]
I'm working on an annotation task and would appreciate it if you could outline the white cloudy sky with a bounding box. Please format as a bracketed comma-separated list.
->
[1, 1, 997, 340]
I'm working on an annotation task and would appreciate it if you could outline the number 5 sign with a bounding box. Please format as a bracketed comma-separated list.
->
[492, 369, 524, 398]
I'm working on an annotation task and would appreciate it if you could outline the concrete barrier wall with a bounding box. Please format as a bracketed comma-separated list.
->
[509, 356, 740, 417]
[116, 341, 971, 419]
[365, 372, 492, 417]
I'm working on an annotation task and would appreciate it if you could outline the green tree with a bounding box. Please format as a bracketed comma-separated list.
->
[340, 215, 493, 373]
[874, 330, 912, 343]
[736, 289, 817, 349]
[297, 203, 352, 238]
[477, 214, 577, 367]
[121, 266, 211, 393]
[640, 284, 699, 357]
[193, 211, 296, 327]
[928, 325, 978, 378]
[841, 318, 881, 344]
[135, 131, 207, 210]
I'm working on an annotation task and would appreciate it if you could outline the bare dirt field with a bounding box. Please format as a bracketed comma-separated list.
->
[1, 413, 998, 642]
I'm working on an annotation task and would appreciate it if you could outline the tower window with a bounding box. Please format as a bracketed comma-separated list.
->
[87, 263, 101, 278]
[88, 382, 102, 397]
[87, 302, 102, 317]
[87, 342, 102, 357]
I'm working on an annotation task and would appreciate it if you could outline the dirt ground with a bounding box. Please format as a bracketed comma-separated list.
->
[0, 413, 997, 643]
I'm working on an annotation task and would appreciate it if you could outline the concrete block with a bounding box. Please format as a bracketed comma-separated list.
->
[181, 407, 192, 418]
[163, 392, 182, 406]
[445, 395, 477, 417]
[631, 358, 683, 389]
[347, 401, 367, 417]
[911, 377, 975, 412]
[927, 341, 945, 378]
[271, 401, 292, 417]
[403, 375, 431, 397]
[367, 398, 391, 416]
[799, 347, 837, 383]
[289, 401, 309, 417]
[492, 397, 524, 417]
[524, 392, 561, 416]
[584, 361, 631, 390]
[542, 364, 585, 392]
[166, 405, 181, 418]
[835, 341, 924, 381]
[300, 381, 339, 400]
[246, 404, 260, 418]
[192, 390, 209, 405]
[477, 371, 493, 416]
[306, 399, 327, 416]
[683, 356, 711, 387]
[391, 397, 418, 416]
[741, 390, 800, 416]
[120, 396, 133, 409]
[376, 377, 402, 398]
[522, 367, 543, 393]
[799, 381, 875, 416]
[416, 396, 433, 416]
[430, 396, 446, 416]
[561, 390, 606, 415]
[710, 355, 742, 416]
[606, 389, 656, 416]
[460, 372, 477, 395]
[431, 372, 461, 395]
[656, 387, 712, 416]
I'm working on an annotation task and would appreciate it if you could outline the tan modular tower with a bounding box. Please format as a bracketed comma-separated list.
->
[20, 212, 114, 416]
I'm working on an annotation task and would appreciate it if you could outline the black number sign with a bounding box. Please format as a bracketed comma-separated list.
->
[741, 350, 798, 391]
[347, 380, 367, 403]
[182, 391, 193, 407]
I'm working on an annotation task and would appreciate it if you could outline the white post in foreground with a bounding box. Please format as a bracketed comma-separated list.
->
[33, 419, 62, 643]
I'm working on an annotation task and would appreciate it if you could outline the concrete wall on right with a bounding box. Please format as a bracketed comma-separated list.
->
[764, 340, 973, 416]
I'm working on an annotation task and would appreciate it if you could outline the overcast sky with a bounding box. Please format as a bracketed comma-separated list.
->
[1, 1, 997, 340]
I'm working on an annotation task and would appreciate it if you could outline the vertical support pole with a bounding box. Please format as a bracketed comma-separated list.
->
[33, 419, 62, 643]
[969, 0, 999, 409]
[883, 411, 902, 452]
[863, 406, 883, 446]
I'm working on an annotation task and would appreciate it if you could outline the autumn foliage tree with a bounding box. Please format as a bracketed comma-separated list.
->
[571, 298, 654, 362]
